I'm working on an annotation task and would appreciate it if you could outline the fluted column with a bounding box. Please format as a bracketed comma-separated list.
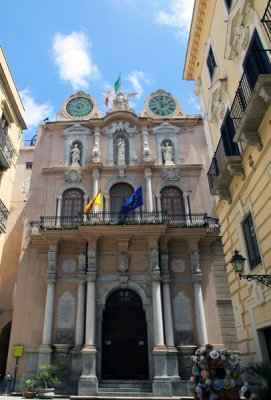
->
[183, 192, 190, 215]
[145, 168, 153, 211]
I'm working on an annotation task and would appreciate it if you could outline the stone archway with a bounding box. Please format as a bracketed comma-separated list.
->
[101, 289, 149, 380]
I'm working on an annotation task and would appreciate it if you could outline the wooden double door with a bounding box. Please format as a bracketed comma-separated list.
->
[102, 289, 149, 380]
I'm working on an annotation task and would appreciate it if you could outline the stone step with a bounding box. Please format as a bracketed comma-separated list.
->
[71, 397, 194, 400]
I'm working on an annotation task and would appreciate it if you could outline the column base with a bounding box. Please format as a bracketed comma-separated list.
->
[152, 347, 182, 396]
[78, 346, 98, 395]
[37, 344, 53, 365]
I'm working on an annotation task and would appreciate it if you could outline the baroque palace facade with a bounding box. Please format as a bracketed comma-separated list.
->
[0, 46, 26, 377]
[184, 0, 271, 365]
[6, 89, 238, 395]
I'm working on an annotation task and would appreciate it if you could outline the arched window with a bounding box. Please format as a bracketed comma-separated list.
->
[110, 183, 134, 213]
[62, 189, 84, 217]
[161, 186, 184, 214]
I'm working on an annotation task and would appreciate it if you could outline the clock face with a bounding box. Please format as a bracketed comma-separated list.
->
[66, 96, 93, 117]
[149, 95, 176, 116]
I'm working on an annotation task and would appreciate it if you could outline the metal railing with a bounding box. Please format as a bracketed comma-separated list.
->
[207, 137, 240, 191]
[29, 212, 219, 234]
[23, 135, 37, 147]
[230, 50, 271, 131]
[261, 0, 271, 42]
[0, 128, 16, 168]
[0, 199, 9, 232]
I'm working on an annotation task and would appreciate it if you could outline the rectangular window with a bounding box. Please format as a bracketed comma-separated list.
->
[224, 0, 232, 12]
[207, 46, 217, 80]
[26, 162, 33, 169]
[243, 213, 261, 269]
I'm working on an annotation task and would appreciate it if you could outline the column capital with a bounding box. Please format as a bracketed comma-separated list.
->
[156, 193, 161, 199]
[145, 168, 152, 178]
[46, 273, 56, 284]
[92, 169, 99, 179]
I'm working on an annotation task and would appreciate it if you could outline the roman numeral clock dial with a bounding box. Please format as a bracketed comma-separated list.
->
[149, 95, 176, 116]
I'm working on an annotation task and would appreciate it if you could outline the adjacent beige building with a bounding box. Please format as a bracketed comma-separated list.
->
[0, 46, 26, 376]
[5, 88, 238, 395]
[184, 0, 271, 365]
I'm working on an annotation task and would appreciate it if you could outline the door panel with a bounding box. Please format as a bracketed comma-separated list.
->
[102, 291, 148, 380]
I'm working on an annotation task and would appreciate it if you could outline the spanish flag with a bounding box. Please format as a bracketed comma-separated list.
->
[84, 190, 101, 215]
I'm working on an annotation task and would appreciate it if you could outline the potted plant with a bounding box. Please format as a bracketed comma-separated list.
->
[35, 364, 61, 399]
[23, 379, 37, 398]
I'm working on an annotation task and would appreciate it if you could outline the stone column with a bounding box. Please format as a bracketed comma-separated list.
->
[92, 169, 99, 212]
[160, 246, 181, 384]
[39, 243, 58, 364]
[190, 247, 208, 345]
[145, 168, 153, 211]
[142, 127, 151, 161]
[79, 237, 99, 396]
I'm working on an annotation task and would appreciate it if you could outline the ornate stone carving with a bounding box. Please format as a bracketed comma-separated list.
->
[150, 248, 160, 272]
[171, 259, 185, 273]
[117, 253, 129, 273]
[78, 252, 86, 273]
[65, 167, 82, 184]
[56, 329, 73, 344]
[162, 167, 180, 182]
[62, 260, 76, 273]
[209, 79, 228, 124]
[104, 121, 137, 136]
[174, 293, 192, 330]
[190, 250, 201, 274]
[48, 249, 57, 273]
[57, 292, 75, 329]
[176, 331, 194, 346]
[87, 248, 96, 273]
[225, 0, 254, 61]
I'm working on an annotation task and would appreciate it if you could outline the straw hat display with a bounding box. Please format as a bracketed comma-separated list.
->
[189, 344, 243, 400]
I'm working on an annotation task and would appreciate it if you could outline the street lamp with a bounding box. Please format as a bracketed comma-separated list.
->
[230, 249, 271, 288]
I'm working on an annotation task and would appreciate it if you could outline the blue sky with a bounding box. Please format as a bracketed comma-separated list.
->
[1, 0, 198, 140]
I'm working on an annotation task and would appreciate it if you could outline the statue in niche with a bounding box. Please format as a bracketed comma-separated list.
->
[117, 138, 125, 165]
[162, 141, 174, 165]
[70, 143, 80, 166]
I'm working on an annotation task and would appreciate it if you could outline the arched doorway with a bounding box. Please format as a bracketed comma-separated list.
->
[110, 183, 134, 213]
[102, 289, 149, 380]
[62, 189, 84, 217]
[161, 186, 185, 214]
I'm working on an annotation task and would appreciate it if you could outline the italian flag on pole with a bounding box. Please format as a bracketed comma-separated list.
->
[105, 74, 121, 106]
[84, 189, 102, 215]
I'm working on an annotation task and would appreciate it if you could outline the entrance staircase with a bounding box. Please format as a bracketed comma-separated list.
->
[71, 380, 194, 400]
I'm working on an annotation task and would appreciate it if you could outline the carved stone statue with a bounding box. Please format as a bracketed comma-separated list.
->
[117, 138, 125, 165]
[162, 141, 174, 165]
[71, 144, 80, 166]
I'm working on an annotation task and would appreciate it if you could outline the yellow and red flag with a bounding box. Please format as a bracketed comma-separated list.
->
[84, 190, 101, 215]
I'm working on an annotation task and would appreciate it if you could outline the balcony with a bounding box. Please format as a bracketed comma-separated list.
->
[230, 56, 271, 149]
[0, 199, 9, 233]
[29, 212, 219, 236]
[207, 137, 245, 203]
[0, 128, 16, 169]
[261, 0, 271, 43]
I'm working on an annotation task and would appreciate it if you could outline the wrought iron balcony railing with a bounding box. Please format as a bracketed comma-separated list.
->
[0, 199, 9, 233]
[207, 136, 243, 197]
[261, 0, 271, 42]
[29, 212, 219, 235]
[0, 128, 16, 169]
[230, 50, 271, 148]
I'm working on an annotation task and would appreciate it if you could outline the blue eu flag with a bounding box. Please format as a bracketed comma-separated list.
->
[121, 187, 143, 214]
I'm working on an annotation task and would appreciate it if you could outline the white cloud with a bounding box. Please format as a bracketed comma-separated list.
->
[127, 71, 152, 99]
[52, 31, 101, 90]
[20, 89, 53, 127]
[188, 95, 201, 111]
[155, 0, 193, 38]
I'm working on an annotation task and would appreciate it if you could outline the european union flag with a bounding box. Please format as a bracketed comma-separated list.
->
[121, 187, 143, 214]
